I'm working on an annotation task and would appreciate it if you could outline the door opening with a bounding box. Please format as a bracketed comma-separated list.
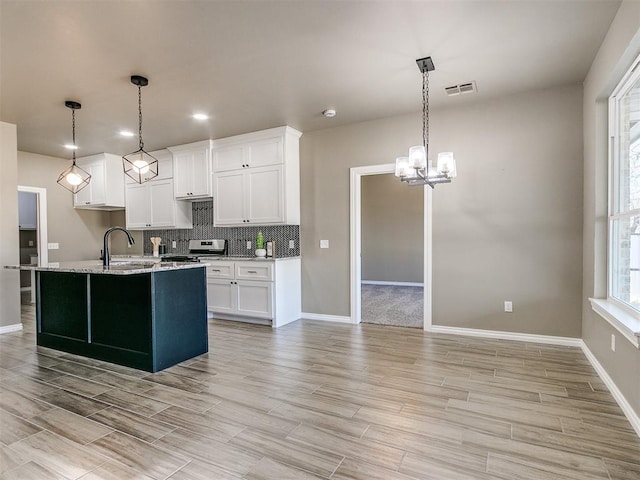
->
[17, 186, 48, 305]
[350, 164, 433, 329]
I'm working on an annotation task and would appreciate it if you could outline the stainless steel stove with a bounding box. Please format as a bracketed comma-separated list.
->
[161, 239, 228, 263]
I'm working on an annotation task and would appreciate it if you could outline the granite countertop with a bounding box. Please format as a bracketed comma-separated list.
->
[112, 255, 301, 262]
[5, 260, 206, 275]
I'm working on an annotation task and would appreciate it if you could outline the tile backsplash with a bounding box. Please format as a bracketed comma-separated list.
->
[143, 200, 300, 257]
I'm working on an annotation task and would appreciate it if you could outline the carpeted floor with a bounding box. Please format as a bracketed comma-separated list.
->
[361, 283, 424, 328]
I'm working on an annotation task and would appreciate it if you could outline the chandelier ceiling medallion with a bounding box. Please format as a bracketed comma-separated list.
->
[395, 57, 457, 188]
[57, 100, 91, 194]
[122, 75, 159, 184]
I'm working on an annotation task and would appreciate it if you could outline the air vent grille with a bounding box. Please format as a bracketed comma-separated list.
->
[445, 81, 477, 96]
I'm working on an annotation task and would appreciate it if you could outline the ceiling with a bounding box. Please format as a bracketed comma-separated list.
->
[0, 0, 620, 160]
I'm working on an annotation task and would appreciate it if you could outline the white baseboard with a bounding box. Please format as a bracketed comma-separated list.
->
[301, 312, 355, 324]
[580, 341, 640, 437]
[428, 325, 582, 347]
[0, 323, 23, 334]
[361, 281, 424, 287]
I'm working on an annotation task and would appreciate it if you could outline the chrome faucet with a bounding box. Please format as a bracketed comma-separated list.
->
[103, 227, 135, 267]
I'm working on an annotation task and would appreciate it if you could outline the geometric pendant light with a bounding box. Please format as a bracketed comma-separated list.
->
[122, 75, 159, 183]
[57, 100, 91, 193]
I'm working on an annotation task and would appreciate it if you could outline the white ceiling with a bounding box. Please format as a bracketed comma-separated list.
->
[0, 0, 620, 159]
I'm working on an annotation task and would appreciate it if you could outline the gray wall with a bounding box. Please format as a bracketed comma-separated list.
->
[301, 83, 584, 338]
[361, 173, 423, 283]
[582, 0, 640, 419]
[0, 122, 21, 328]
[17, 151, 117, 262]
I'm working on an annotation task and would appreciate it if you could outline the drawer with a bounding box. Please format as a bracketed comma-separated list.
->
[205, 261, 235, 279]
[235, 262, 273, 281]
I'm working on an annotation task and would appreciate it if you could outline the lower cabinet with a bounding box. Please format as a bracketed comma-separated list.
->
[205, 258, 300, 327]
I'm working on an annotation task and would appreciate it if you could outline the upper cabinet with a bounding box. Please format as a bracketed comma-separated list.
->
[167, 140, 212, 200]
[18, 191, 37, 229]
[124, 149, 192, 230]
[73, 153, 125, 210]
[212, 126, 301, 226]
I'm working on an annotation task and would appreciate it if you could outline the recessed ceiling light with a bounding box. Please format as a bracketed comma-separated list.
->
[322, 109, 336, 118]
[193, 113, 209, 120]
[119, 130, 135, 137]
[64, 144, 78, 150]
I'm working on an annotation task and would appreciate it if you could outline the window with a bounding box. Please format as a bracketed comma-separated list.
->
[609, 56, 640, 316]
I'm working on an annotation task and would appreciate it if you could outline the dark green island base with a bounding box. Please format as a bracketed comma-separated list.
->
[36, 267, 208, 373]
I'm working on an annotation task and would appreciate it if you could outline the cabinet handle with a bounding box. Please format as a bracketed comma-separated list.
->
[85, 202, 90, 205]
[247, 271, 257, 274]
[211, 269, 221, 272]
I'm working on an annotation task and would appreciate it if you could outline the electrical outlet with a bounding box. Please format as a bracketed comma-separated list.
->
[47, 242, 59, 250]
[172, 241, 177, 249]
[28, 240, 33, 247]
[320, 240, 329, 249]
[611, 333, 616, 352]
[247, 241, 252, 250]
[289, 240, 295, 249]
[504, 301, 513, 313]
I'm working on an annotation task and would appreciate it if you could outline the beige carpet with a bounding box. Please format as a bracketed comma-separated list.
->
[361, 284, 424, 328]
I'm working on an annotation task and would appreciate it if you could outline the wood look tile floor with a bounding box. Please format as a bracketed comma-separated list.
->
[0, 305, 639, 479]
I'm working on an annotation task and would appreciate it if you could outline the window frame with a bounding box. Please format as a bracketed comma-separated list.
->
[608, 54, 640, 320]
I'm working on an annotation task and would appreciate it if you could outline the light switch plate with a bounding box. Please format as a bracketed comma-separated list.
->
[289, 240, 295, 249]
[247, 241, 252, 249]
[320, 240, 329, 249]
[28, 240, 33, 247]
[172, 241, 177, 249]
[48, 243, 59, 250]
[504, 301, 513, 312]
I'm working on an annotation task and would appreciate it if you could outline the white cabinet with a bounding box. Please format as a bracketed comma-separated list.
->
[212, 136, 282, 171]
[205, 258, 300, 327]
[212, 126, 301, 226]
[125, 149, 193, 230]
[213, 166, 284, 225]
[168, 140, 212, 199]
[126, 179, 192, 230]
[73, 153, 125, 210]
[18, 192, 37, 229]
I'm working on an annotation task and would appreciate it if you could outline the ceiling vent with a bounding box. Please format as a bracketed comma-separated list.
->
[445, 81, 477, 96]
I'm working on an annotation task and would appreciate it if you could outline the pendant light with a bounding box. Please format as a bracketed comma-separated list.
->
[57, 101, 91, 193]
[395, 57, 457, 187]
[122, 75, 158, 183]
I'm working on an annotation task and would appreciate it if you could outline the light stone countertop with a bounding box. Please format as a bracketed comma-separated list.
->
[5, 260, 206, 275]
[112, 255, 300, 262]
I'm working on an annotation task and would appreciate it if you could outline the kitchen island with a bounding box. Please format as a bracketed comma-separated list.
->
[7, 261, 208, 372]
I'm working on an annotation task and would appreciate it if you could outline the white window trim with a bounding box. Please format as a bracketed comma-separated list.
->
[594, 53, 640, 349]
[590, 298, 640, 348]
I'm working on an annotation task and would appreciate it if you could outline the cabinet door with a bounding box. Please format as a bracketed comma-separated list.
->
[213, 171, 246, 225]
[206, 279, 236, 314]
[125, 184, 150, 229]
[89, 163, 106, 204]
[149, 180, 176, 227]
[247, 137, 282, 168]
[191, 148, 211, 196]
[246, 166, 284, 224]
[173, 152, 193, 198]
[236, 281, 273, 319]
[212, 145, 245, 172]
[18, 191, 37, 229]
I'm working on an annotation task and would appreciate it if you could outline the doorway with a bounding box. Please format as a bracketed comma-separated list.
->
[17, 186, 48, 305]
[350, 164, 433, 329]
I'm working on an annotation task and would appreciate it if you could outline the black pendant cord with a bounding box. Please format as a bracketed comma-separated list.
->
[71, 108, 77, 164]
[422, 69, 429, 151]
[138, 85, 144, 151]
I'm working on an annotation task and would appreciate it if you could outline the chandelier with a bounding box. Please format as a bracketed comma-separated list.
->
[122, 75, 159, 183]
[57, 100, 91, 193]
[395, 57, 456, 187]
